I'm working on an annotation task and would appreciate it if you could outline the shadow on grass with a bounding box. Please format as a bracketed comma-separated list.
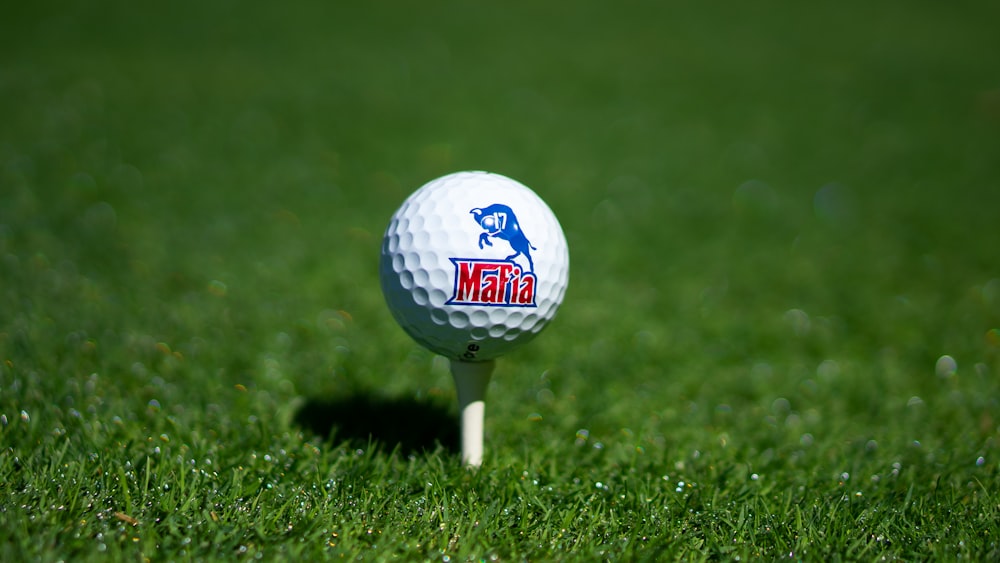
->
[294, 393, 459, 456]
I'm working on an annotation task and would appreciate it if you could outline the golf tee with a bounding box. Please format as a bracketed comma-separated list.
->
[449, 359, 495, 467]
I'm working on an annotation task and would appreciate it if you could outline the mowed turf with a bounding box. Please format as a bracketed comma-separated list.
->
[2, 1, 999, 560]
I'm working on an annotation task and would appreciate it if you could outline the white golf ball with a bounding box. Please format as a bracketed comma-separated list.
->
[380, 171, 570, 361]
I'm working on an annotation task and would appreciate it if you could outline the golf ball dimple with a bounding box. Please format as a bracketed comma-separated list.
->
[380, 171, 570, 361]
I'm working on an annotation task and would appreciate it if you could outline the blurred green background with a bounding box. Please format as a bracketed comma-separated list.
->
[2, 0, 1000, 558]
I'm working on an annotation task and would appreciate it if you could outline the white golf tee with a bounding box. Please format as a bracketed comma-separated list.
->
[449, 359, 495, 467]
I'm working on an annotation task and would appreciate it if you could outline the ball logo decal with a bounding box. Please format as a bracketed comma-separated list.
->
[447, 258, 537, 307]
[470, 204, 536, 272]
[445, 204, 538, 307]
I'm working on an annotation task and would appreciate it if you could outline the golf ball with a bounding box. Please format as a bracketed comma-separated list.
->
[380, 171, 569, 361]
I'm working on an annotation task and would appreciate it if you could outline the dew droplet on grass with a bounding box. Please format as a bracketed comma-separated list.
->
[535, 389, 554, 404]
[784, 308, 811, 336]
[817, 359, 840, 380]
[935, 355, 957, 378]
[813, 182, 856, 227]
[207, 280, 228, 297]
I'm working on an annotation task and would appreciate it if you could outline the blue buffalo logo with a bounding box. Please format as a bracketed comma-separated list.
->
[470, 204, 536, 272]
[445, 203, 538, 308]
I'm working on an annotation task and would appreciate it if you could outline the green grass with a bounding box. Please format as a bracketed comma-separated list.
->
[3, 0, 1000, 560]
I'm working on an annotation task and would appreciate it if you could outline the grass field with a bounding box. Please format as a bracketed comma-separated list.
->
[3, 1, 1000, 560]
